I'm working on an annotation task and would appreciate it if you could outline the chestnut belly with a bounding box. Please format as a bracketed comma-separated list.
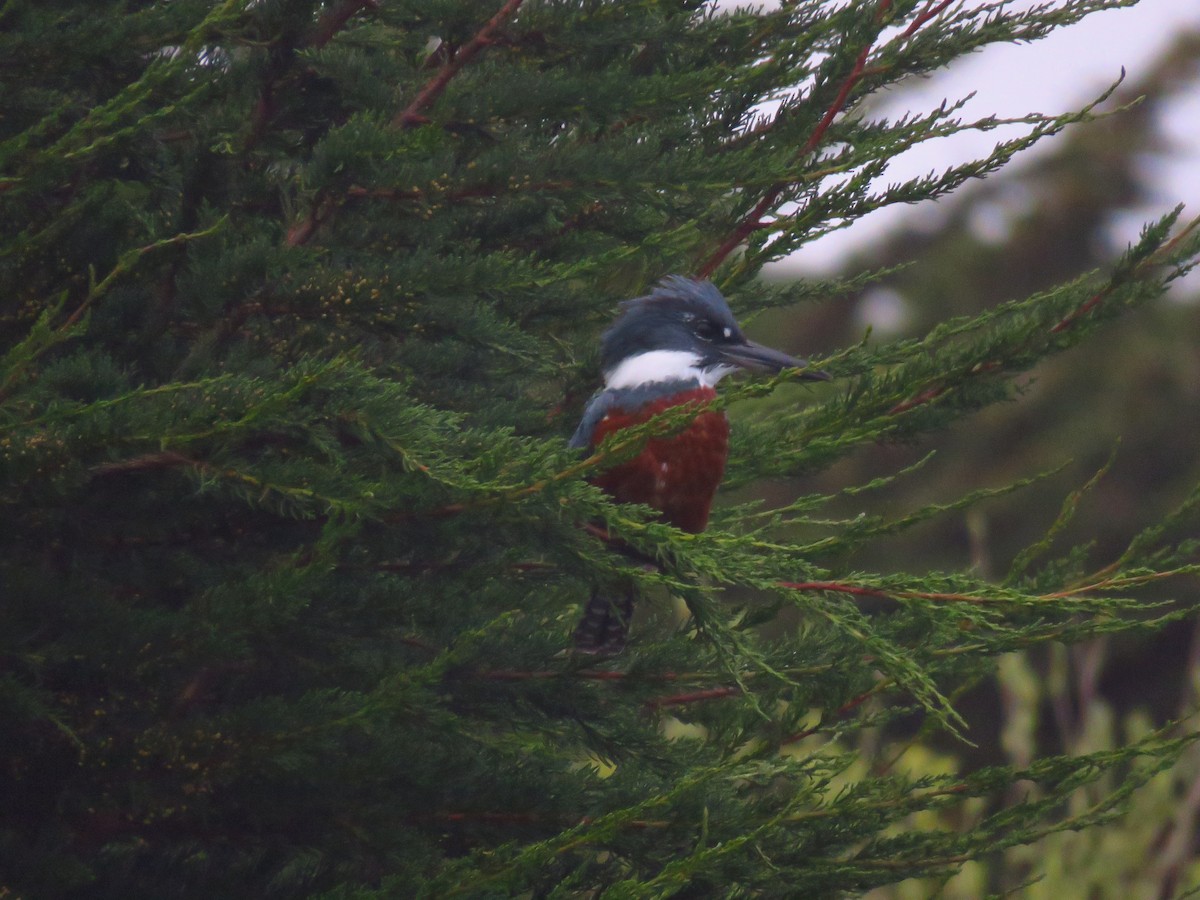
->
[591, 405, 730, 534]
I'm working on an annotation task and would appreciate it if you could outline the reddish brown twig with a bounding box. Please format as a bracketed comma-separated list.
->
[696, 1, 891, 278]
[286, 0, 524, 247]
[392, 0, 525, 129]
[90, 450, 197, 476]
[780, 580, 894, 601]
[286, 188, 336, 247]
[782, 564, 1195, 607]
[1048, 286, 1106, 334]
[309, 0, 379, 50]
[645, 685, 742, 710]
[886, 360, 1002, 415]
[899, 0, 956, 40]
[780, 578, 996, 605]
[886, 384, 949, 416]
[784, 686, 878, 744]
[245, 2, 379, 154]
[889, 210, 1200, 416]
[697, 0, 953, 278]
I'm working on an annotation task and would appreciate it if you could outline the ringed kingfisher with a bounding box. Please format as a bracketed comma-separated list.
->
[570, 276, 829, 653]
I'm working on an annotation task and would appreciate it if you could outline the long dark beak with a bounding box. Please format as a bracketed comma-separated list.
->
[720, 339, 831, 381]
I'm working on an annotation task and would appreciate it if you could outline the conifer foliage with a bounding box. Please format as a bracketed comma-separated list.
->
[2, 1, 1199, 896]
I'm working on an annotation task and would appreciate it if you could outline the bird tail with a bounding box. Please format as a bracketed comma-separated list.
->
[573, 588, 635, 655]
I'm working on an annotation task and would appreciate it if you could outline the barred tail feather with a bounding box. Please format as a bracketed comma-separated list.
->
[573, 589, 635, 654]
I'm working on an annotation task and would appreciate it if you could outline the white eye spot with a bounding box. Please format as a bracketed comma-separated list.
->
[723, 327, 732, 339]
[659, 461, 669, 473]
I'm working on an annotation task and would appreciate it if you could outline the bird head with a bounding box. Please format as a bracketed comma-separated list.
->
[600, 276, 829, 390]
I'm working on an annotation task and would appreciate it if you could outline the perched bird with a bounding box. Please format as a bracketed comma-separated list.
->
[570, 276, 828, 653]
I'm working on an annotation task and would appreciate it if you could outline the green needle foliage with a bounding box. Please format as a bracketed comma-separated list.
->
[2, 1, 1198, 897]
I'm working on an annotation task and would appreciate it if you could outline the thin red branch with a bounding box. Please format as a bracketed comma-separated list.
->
[900, 0, 955, 39]
[245, 2, 378, 154]
[886, 360, 1002, 415]
[886, 384, 948, 415]
[392, 0, 525, 129]
[645, 685, 742, 710]
[697, 0, 960, 278]
[696, 2, 890, 278]
[1049, 285, 1106, 334]
[696, 194, 784, 280]
[286, 188, 336, 247]
[90, 450, 197, 476]
[800, 43, 875, 158]
[891, 211, 1200, 414]
[781, 565, 1194, 607]
[784, 687, 877, 744]
[780, 580, 893, 601]
[780, 578, 999, 605]
[286, 0, 523, 246]
[1049, 218, 1198, 332]
[308, 0, 379, 50]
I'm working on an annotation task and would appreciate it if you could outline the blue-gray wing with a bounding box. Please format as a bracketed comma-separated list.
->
[568, 382, 693, 450]
[569, 390, 620, 450]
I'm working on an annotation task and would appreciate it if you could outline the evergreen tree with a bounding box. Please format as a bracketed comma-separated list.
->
[2, 1, 1198, 897]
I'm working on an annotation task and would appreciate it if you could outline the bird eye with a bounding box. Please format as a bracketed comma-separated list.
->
[694, 320, 721, 341]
